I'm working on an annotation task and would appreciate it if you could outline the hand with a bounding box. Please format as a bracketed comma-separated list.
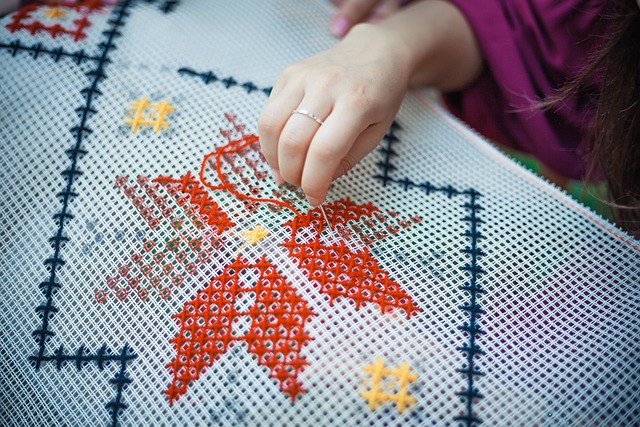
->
[330, 0, 405, 37]
[0, 0, 22, 16]
[258, 23, 412, 206]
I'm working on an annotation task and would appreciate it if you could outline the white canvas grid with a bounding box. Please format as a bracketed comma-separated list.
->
[0, 0, 639, 426]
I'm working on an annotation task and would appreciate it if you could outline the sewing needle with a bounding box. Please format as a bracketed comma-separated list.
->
[319, 204, 333, 231]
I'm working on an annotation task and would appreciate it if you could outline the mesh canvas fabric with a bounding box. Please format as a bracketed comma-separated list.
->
[1, 1, 639, 426]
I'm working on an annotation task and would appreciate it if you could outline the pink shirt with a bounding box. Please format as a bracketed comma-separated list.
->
[444, 0, 611, 180]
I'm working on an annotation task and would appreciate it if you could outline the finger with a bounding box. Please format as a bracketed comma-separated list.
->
[0, 0, 20, 16]
[333, 120, 391, 180]
[278, 100, 333, 187]
[258, 82, 303, 178]
[368, 0, 400, 23]
[332, 0, 380, 37]
[300, 105, 370, 205]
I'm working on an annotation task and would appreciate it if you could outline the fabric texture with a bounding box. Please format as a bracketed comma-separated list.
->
[445, 0, 611, 180]
[0, 1, 638, 426]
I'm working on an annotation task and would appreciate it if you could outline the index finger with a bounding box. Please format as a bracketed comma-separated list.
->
[258, 83, 303, 176]
[300, 105, 369, 205]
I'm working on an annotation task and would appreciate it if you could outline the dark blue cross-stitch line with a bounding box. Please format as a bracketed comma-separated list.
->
[159, 0, 180, 13]
[455, 189, 485, 427]
[376, 120, 400, 186]
[178, 67, 273, 96]
[26, 2, 137, 426]
[375, 122, 485, 427]
[0, 40, 101, 64]
[141, 0, 181, 13]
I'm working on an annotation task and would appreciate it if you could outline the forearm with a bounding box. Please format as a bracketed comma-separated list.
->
[374, 0, 483, 91]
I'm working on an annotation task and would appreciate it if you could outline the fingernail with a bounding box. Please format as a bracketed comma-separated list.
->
[272, 168, 285, 185]
[306, 196, 323, 206]
[331, 16, 349, 37]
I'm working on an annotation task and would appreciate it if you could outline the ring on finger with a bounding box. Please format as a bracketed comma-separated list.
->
[291, 108, 325, 125]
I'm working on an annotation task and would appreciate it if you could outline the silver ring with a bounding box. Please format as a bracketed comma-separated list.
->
[291, 108, 324, 125]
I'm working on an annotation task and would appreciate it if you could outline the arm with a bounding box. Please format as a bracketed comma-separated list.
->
[384, 0, 482, 91]
[258, 0, 482, 205]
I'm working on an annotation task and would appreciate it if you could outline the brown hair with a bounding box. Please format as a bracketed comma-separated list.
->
[559, 0, 640, 237]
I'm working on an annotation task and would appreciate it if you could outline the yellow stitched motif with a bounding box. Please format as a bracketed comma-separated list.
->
[125, 97, 175, 133]
[360, 358, 418, 414]
[242, 225, 270, 245]
[42, 7, 67, 20]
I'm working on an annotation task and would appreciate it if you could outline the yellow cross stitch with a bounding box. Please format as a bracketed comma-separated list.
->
[242, 225, 270, 245]
[360, 358, 418, 414]
[42, 7, 67, 20]
[125, 97, 175, 133]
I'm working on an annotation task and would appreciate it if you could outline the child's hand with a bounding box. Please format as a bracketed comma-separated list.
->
[330, 0, 404, 37]
[258, 23, 412, 206]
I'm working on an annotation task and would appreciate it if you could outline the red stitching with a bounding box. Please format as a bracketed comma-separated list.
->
[100, 174, 228, 303]
[199, 134, 300, 216]
[155, 172, 234, 235]
[283, 199, 419, 318]
[5, 1, 104, 42]
[103, 116, 421, 405]
[165, 255, 314, 404]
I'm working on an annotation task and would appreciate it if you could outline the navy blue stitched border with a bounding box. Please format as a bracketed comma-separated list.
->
[375, 123, 485, 427]
[159, 0, 180, 13]
[18, 2, 137, 426]
[140, 0, 181, 13]
[178, 67, 273, 95]
[0, 40, 101, 63]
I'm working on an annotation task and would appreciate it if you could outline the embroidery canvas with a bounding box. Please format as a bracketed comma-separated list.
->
[1, 1, 639, 426]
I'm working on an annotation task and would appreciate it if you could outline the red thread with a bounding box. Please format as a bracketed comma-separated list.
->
[118, 179, 161, 230]
[115, 288, 128, 301]
[104, 115, 423, 406]
[115, 175, 128, 188]
[198, 134, 300, 216]
[282, 198, 419, 318]
[127, 277, 140, 289]
[94, 290, 106, 303]
[6, 1, 104, 42]
[105, 173, 230, 303]
[165, 255, 314, 404]
[118, 264, 129, 277]
[155, 172, 234, 235]
[159, 287, 171, 300]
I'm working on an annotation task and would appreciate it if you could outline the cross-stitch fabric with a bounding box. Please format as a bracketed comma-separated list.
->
[0, 1, 638, 426]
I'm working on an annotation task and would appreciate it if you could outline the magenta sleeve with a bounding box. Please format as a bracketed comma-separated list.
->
[443, 0, 611, 180]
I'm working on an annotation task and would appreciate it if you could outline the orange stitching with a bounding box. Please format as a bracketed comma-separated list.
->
[199, 134, 300, 216]
[283, 199, 419, 318]
[101, 174, 227, 303]
[165, 255, 314, 404]
[154, 172, 234, 235]
[103, 115, 421, 407]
